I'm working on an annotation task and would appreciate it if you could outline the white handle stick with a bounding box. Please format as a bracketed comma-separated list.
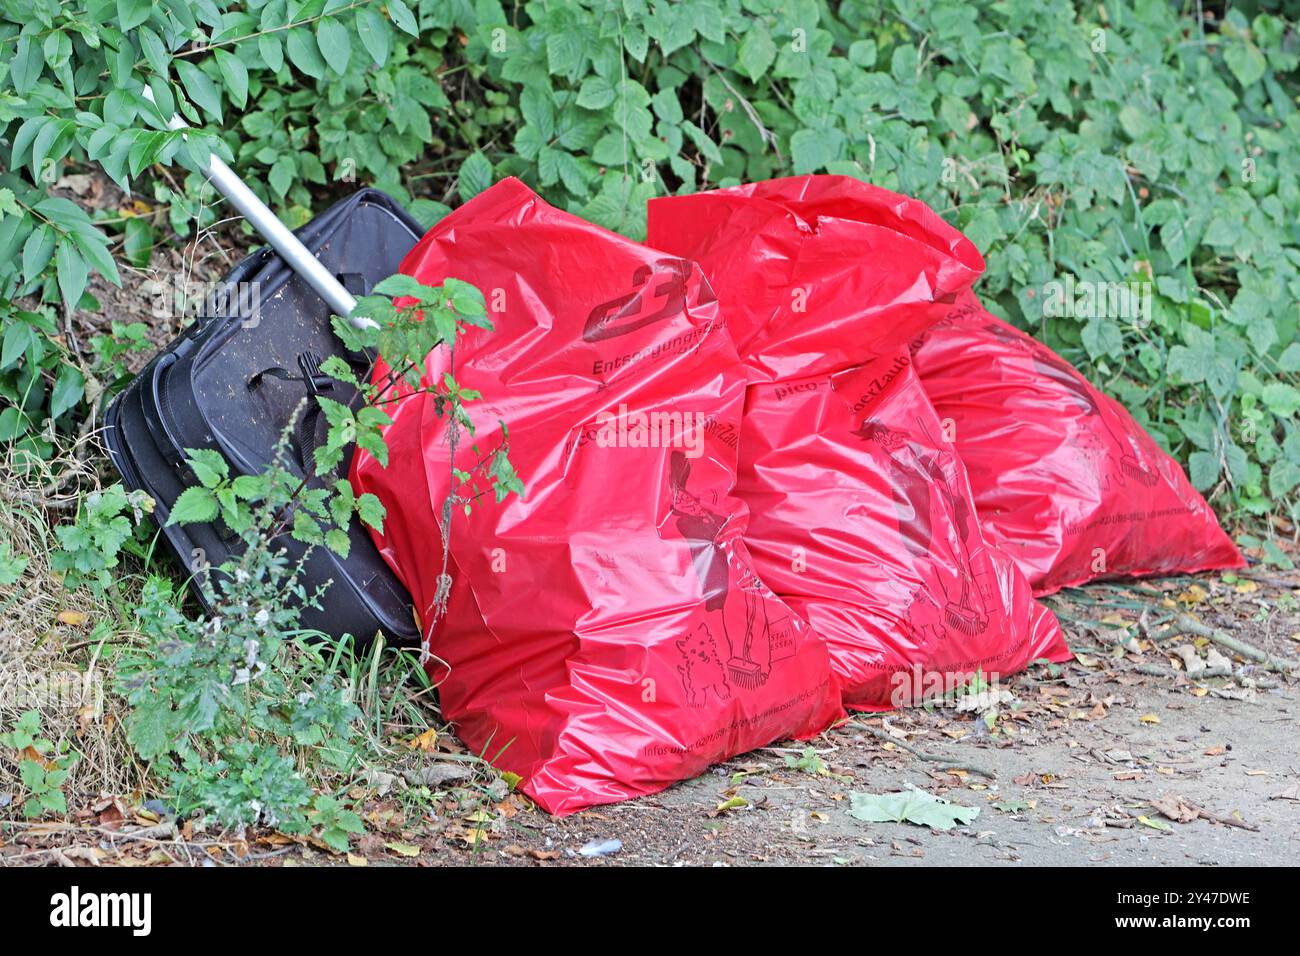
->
[141, 87, 371, 326]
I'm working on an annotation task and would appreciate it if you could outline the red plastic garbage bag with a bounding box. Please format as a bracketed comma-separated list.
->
[352, 178, 841, 815]
[649, 176, 1068, 708]
[737, 353, 1069, 709]
[646, 175, 985, 383]
[909, 291, 1245, 594]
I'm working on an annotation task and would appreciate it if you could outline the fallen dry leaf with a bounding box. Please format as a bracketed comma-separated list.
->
[408, 728, 439, 752]
[20, 745, 54, 769]
[1151, 795, 1199, 824]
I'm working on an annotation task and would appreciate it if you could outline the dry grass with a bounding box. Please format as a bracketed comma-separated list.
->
[0, 443, 148, 805]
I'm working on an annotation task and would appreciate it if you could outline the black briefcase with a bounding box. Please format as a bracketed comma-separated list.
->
[104, 188, 421, 645]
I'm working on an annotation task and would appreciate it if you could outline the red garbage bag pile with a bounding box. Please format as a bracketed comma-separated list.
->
[355, 173, 1240, 814]
[352, 178, 840, 815]
[909, 290, 1245, 594]
[648, 176, 1069, 709]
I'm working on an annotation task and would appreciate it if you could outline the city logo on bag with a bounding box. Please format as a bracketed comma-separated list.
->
[49, 886, 152, 936]
[583, 258, 693, 342]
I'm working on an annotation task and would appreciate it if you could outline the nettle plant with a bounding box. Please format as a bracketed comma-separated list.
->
[116, 274, 518, 835]
[1, 710, 77, 819]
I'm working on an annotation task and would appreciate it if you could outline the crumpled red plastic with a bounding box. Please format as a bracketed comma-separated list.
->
[649, 176, 1070, 707]
[352, 178, 841, 815]
[645, 174, 985, 383]
[736, 354, 1069, 708]
[909, 291, 1245, 594]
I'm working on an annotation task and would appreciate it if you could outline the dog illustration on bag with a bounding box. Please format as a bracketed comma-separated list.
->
[668, 451, 772, 690]
[856, 419, 992, 636]
[906, 587, 951, 648]
[675, 622, 732, 706]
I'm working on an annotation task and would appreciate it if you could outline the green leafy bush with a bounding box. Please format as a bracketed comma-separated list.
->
[116, 548, 360, 830]
[107, 272, 516, 831]
[1, 709, 77, 818]
[3, 0, 1298, 526]
[2, 0, 1297, 830]
[50, 483, 152, 593]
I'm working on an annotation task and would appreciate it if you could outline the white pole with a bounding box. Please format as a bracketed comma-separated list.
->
[141, 89, 372, 327]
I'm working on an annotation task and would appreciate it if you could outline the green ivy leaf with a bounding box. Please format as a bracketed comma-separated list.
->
[316, 18, 352, 75]
[167, 486, 219, 526]
[174, 60, 223, 123]
[356, 8, 392, 66]
[458, 151, 494, 202]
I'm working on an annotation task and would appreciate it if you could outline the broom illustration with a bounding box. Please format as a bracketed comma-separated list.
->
[941, 569, 985, 634]
[910, 417, 991, 636]
[725, 574, 770, 690]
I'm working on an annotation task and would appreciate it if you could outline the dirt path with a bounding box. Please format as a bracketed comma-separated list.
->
[4, 569, 1296, 867]
[415, 570, 1300, 867]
